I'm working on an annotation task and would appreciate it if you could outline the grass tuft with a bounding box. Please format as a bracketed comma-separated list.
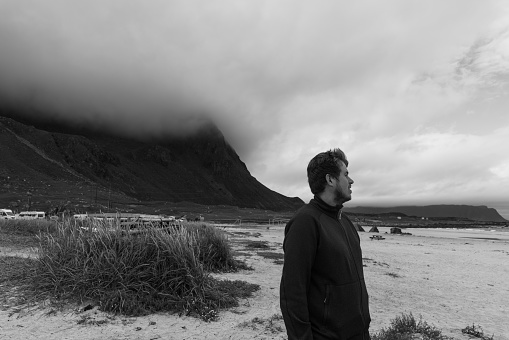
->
[237, 314, 284, 333]
[187, 223, 247, 272]
[371, 313, 451, 340]
[461, 324, 494, 340]
[2, 218, 257, 320]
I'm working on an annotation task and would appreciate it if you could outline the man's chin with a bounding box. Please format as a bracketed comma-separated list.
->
[335, 195, 351, 205]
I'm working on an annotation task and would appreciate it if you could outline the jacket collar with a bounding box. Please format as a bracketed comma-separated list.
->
[310, 195, 343, 219]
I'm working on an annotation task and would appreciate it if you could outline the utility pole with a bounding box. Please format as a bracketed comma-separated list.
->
[27, 192, 32, 210]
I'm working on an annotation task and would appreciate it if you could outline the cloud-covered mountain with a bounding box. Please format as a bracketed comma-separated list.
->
[0, 114, 303, 213]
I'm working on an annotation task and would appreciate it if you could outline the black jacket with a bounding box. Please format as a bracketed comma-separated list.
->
[280, 196, 371, 340]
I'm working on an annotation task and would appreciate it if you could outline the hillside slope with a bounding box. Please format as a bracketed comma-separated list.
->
[0, 115, 303, 212]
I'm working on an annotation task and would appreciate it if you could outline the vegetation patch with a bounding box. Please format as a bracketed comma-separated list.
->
[462, 324, 494, 340]
[385, 272, 402, 278]
[231, 250, 253, 257]
[0, 219, 57, 236]
[2, 219, 258, 321]
[0, 219, 56, 248]
[243, 240, 271, 249]
[186, 223, 246, 272]
[256, 251, 284, 264]
[76, 315, 111, 326]
[237, 314, 284, 333]
[371, 313, 451, 340]
[228, 231, 262, 238]
[216, 280, 260, 299]
[0, 256, 37, 307]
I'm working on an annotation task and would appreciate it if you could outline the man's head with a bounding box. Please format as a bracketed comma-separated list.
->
[307, 148, 354, 205]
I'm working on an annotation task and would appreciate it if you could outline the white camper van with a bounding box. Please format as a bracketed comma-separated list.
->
[17, 211, 46, 220]
[0, 209, 15, 220]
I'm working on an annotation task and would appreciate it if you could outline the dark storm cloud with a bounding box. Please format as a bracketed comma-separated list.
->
[1, 0, 508, 217]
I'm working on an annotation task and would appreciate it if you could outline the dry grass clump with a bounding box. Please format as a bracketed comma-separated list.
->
[10, 218, 258, 320]
[461, 324, 494, 340]
[237, 314, 284, 333]
[371, 313, 451, 340]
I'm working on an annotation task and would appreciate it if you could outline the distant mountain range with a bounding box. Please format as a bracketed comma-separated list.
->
[0, 113, 303, 213]
[343, 205, 507, 222]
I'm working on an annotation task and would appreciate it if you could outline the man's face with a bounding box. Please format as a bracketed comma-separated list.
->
[332, 161, 354, 205]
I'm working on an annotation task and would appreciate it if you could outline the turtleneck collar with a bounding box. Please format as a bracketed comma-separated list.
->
[310, 195, 343, 219]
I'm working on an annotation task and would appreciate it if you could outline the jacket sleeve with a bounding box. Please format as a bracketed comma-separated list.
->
[280, 213, 319, 340]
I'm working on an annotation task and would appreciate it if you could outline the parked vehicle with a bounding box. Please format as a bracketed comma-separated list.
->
[0, 209, 15, 220]
[16, 211, 46, 220]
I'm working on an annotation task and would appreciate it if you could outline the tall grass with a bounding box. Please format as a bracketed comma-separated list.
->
[187, 223, 248, 272]
[0, 219, 57, 236]
[24, 218, 257, 320]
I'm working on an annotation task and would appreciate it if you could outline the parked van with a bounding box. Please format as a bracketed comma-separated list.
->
[0, 209, 15, 220]
[17, 211, 46, 220]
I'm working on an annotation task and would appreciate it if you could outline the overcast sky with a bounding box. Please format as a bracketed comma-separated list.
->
[1, 1, 509, 218]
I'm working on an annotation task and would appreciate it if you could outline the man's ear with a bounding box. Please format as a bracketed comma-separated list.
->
[325, 174, 335, 186]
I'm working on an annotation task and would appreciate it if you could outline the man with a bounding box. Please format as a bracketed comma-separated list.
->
[280, 148, 371, 340]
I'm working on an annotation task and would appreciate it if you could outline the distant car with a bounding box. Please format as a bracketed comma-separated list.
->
[0, 209, 15, 220]
[16, 211, 46, 220]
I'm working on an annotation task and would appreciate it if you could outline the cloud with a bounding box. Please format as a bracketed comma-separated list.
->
[0, 1, 501, 138]
[1, 1, 509, 216]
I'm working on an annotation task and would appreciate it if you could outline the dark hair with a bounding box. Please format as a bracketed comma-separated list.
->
[307, 148, 349, 195]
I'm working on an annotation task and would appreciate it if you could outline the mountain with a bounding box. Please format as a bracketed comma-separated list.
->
[343, 205, 507, 222]
[0, 115, 304, 213]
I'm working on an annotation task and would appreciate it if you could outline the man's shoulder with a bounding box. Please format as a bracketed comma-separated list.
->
[291, 202, 322, 221]
[298, 201, 321, 213]
[285, 203, 322, 236]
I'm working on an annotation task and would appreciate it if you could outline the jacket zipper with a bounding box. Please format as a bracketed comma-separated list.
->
[338, 211, 367, 331]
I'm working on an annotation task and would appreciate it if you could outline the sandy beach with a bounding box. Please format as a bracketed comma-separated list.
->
[1, 225, 508, 340]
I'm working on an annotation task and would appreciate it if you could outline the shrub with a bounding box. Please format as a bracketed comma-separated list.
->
[24, 218, 257, 320]
[371, 313, 450, 340]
